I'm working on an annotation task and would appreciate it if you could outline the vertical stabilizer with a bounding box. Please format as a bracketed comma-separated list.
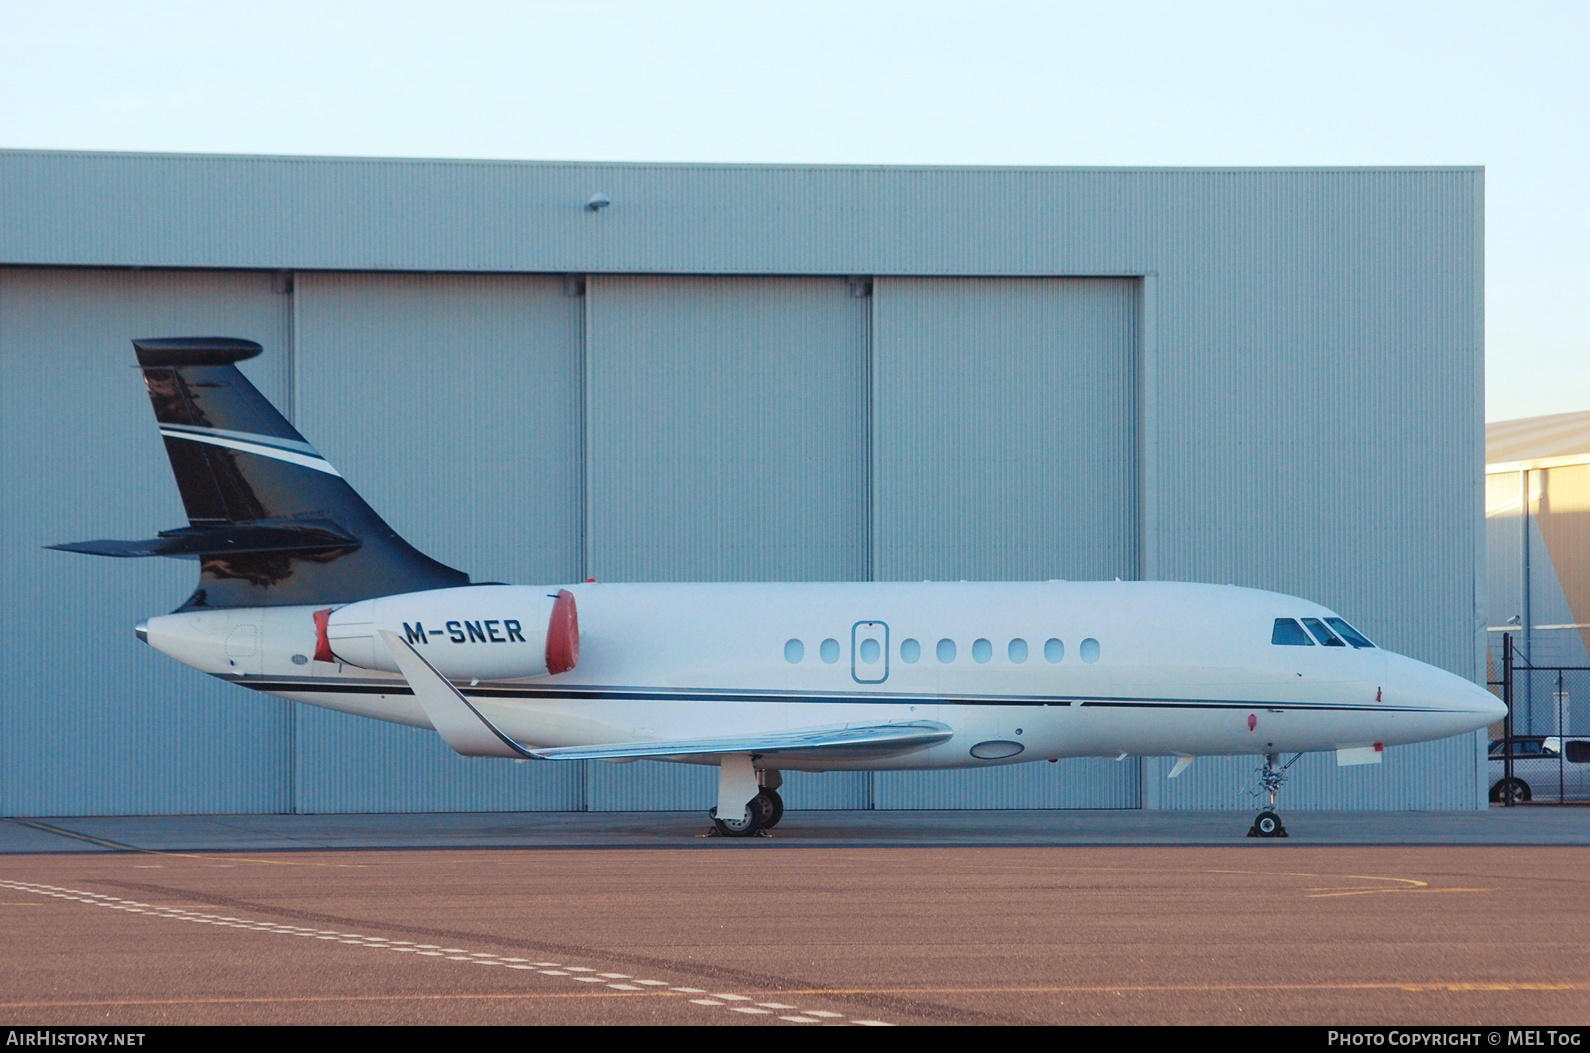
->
[52, 338, 470, 609]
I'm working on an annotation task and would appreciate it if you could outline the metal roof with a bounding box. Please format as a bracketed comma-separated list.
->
[1487, 410, 1590, 470]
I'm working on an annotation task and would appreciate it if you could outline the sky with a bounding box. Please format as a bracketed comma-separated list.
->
[1, 0, 1584, 422]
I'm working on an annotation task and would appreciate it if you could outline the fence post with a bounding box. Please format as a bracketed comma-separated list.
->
[1558, 669, 1567, 805]
[1503, 633, 1515, 807]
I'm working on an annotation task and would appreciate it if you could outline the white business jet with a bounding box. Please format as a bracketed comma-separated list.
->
[55, 338, 1506, 838]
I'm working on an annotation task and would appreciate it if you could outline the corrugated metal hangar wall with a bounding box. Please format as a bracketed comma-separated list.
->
[0, 152, 1485, 815]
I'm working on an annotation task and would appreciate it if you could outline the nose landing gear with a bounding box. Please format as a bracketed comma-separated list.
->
[1250, 810, 1285, 837]
[1247, 751, 1301, 838]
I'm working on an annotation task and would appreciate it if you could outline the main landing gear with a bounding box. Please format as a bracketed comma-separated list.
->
[1247, 751, 1301, 838]
[708, 755, 784, 837]
[711, 787, 784, 837]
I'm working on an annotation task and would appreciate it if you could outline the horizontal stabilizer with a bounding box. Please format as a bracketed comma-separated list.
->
[50, 520, 358, 559]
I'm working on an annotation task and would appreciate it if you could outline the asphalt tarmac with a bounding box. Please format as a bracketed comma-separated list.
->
[2, 809, 1588, 1026]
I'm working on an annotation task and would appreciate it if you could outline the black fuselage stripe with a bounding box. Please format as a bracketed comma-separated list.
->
[225, 678, 1435, 713]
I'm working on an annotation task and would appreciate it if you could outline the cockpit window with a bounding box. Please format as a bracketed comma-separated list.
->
[1302, 618, 1346, 647]
[1325, 617, 1376, 649]
[1272, 618, 1313, 646]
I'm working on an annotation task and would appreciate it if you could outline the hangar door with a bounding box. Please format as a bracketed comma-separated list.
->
[289, 272, 585, 813]
[871, 277, 1139, 584]
[0, 267, 294, 816]
[585, 275, 870, 583]
[582, 275, 872, 810]
[6, 267, 1143, 815]
[871, 277, 1142, 809]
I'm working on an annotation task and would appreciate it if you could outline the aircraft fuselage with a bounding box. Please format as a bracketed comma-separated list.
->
[142, 579, 1502, 772]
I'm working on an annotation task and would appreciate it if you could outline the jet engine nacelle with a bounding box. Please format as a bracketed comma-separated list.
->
[322, 585, 579, 681]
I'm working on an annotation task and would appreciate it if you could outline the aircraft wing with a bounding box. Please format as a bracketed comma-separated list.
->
[528, 722, 954, 763]
[376, 630, 953, 763]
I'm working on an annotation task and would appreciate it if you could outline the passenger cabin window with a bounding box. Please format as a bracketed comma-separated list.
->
[1301, 618, 1346, 646]
[1272, 619, 1313, 646]
[784, 639, 804, 663]
[1325, 617, 1376, 649]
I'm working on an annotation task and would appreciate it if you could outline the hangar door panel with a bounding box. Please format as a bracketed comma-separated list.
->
[871, 277, 1141, 809]
[293, 273, 582, 586]
[586, 276, 868, 583]
[291, 272, 583, 812]
[586, 275, 870, 809]
[872, 278, 1139, 583]
[0, 267, 293, 816]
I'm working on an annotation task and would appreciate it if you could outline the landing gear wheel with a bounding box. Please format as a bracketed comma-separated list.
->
[1247, 751, 1299, 838]
[710, 803, 765, 838]
[756, 788, 784, 830]
[1491, 778, 1531, 805]
[1248, 810, 1288, 838]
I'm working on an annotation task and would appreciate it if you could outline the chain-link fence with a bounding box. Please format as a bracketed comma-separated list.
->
[1489, 633, 1590, 805]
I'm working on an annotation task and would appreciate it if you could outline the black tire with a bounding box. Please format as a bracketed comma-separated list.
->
[756, 788, 784, 830]
[1254, 810, 1283, 837]
[1491, 778, 1531, 805]
[711, 802, 765, 837]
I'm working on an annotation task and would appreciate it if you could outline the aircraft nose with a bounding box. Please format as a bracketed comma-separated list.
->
[1434, 665, 1508, 729]
[1387, 654, 1508, 737]
[1477, 683, 1509, 725]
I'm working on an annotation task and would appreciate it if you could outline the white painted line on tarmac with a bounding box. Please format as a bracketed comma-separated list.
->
[0, 879, 887, 1024]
